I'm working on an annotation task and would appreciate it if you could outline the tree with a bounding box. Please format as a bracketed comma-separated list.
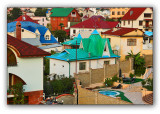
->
[35, 8, 47, 16]
[47, 23, 52, 32]
[53, 30, 68, 43]
[8, 8, 22, 22]
[126, 51, 146, 76]
[11, 82, 25, 104]
[59, 23, 64, 30]
[44, 57, 49, 75]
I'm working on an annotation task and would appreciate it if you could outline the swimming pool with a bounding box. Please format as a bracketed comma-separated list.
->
[99, 90, 120, 98]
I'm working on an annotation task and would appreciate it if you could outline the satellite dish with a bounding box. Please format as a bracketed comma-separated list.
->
[115, 45, 120, 50]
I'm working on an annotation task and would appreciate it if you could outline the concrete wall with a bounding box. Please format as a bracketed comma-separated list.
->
[7, 47, 43, 92]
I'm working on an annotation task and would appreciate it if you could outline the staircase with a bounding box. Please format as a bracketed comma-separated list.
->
[143, 68, 153, 80]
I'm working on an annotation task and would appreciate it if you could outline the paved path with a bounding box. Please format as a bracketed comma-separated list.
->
[57, 95, 75, 105]
[119, 82, 146, 104]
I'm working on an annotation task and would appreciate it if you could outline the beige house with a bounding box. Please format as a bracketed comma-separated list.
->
[109, 8, 130, 19]
[121, 8, 153, 32]
[101, 27, 144, 61]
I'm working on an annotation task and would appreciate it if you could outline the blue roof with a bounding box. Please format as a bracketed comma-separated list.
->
[46, 9, 50, 13]
[46, 49, 119, 62]
[144, 31, 153, 36]
[77, 33, 82, 38]
[91, 29, 99, 35]
[7, 21, 58, 44]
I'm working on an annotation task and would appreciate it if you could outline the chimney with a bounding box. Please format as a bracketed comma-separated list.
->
[16, 21, 21, 40]
[98, 18, 100, 22]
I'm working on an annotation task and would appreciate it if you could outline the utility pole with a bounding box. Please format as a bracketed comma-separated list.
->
[76, 40, 77, 74]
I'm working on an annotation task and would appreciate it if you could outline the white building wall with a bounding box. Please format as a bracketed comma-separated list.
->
[7, 48, 43, 92]
[49, 58, 116, 77]
[70, 28, 109, 38]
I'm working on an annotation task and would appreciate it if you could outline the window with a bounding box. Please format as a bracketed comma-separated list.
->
[22, 29, 24, 32]
[104, 46, 106, 51]
[123, 21, 125, 26]
[42, 18, 44, 22]
[127, 39, 137, 46]
[122, 11, 125, 15]
[53, 18, 55, 20]
[61, 18, 64, 21]
[144, 13, 151, 18]
[72, 12, 75, 15]
[139, 21, 143, 26]
[128, 20, 130, 25]
[68, 17, 70, 21]
[117, 11, 120, 15]
[45, 35, 50, 40]
[73, 30, 76, 34]
[104, 61, 110, 65]
[79, 62, 86, 70]
[7, 48, 17, 66]
[112, 11, 115, 15]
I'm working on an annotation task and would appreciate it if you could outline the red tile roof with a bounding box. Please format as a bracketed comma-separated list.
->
[14, 15, 38, 24]
[71, 16, 118, 29]
[121, 8, 146, 20]
[101, 27, 138, 36]
[7, 34, 51, 57]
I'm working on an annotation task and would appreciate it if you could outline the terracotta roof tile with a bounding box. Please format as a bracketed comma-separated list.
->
[121, 8, 146, 20]
[7, 34, 51, 57]
[14, 15, 38, 24]
[71, 16, 118, 29]
[101, 27, 138, 36]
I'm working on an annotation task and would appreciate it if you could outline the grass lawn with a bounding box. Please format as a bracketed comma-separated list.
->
[123, 78, 144, 84]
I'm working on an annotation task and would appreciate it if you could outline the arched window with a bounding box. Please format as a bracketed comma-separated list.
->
[7, 48, 17, 66]
[9, 73, 26, 87]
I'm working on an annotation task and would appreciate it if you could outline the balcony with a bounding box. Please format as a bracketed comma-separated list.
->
[143, 24, 153, 29]
[143, 43, 152, 50]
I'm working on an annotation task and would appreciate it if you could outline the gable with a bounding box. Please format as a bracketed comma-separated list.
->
[123, 29, 144, 36]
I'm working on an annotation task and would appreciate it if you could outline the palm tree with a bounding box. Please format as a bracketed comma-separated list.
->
[59, 23, 64, 30]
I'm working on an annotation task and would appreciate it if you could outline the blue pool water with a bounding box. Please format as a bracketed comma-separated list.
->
[99, 91, 120, 98]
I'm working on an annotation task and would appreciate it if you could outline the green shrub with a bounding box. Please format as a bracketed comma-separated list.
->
[104, 78, 113, 87]
[112, 75, 119, 82]
[129, 73, 134, 78]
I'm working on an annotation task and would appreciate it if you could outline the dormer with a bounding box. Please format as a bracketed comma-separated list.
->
[44, 29, 51, 40]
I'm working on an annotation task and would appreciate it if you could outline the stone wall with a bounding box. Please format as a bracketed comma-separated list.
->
[75, 58, 133, 88]
[120, 58, 133, 73]
[76, 72, 90, 87]
[91, 68, 104, 84]
[104, 64, 118, 78]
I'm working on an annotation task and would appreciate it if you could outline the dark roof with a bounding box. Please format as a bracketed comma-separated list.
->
[71, 16, 118, 29]
[121, 8, 146, 20]
[101, 27, 138, 36]
[14, 15, 38, 24]
[7, 34, 51, 57]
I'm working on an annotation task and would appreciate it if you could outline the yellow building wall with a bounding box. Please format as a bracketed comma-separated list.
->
[101, 30, 144, 61]
[110, 8, 130, 19]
